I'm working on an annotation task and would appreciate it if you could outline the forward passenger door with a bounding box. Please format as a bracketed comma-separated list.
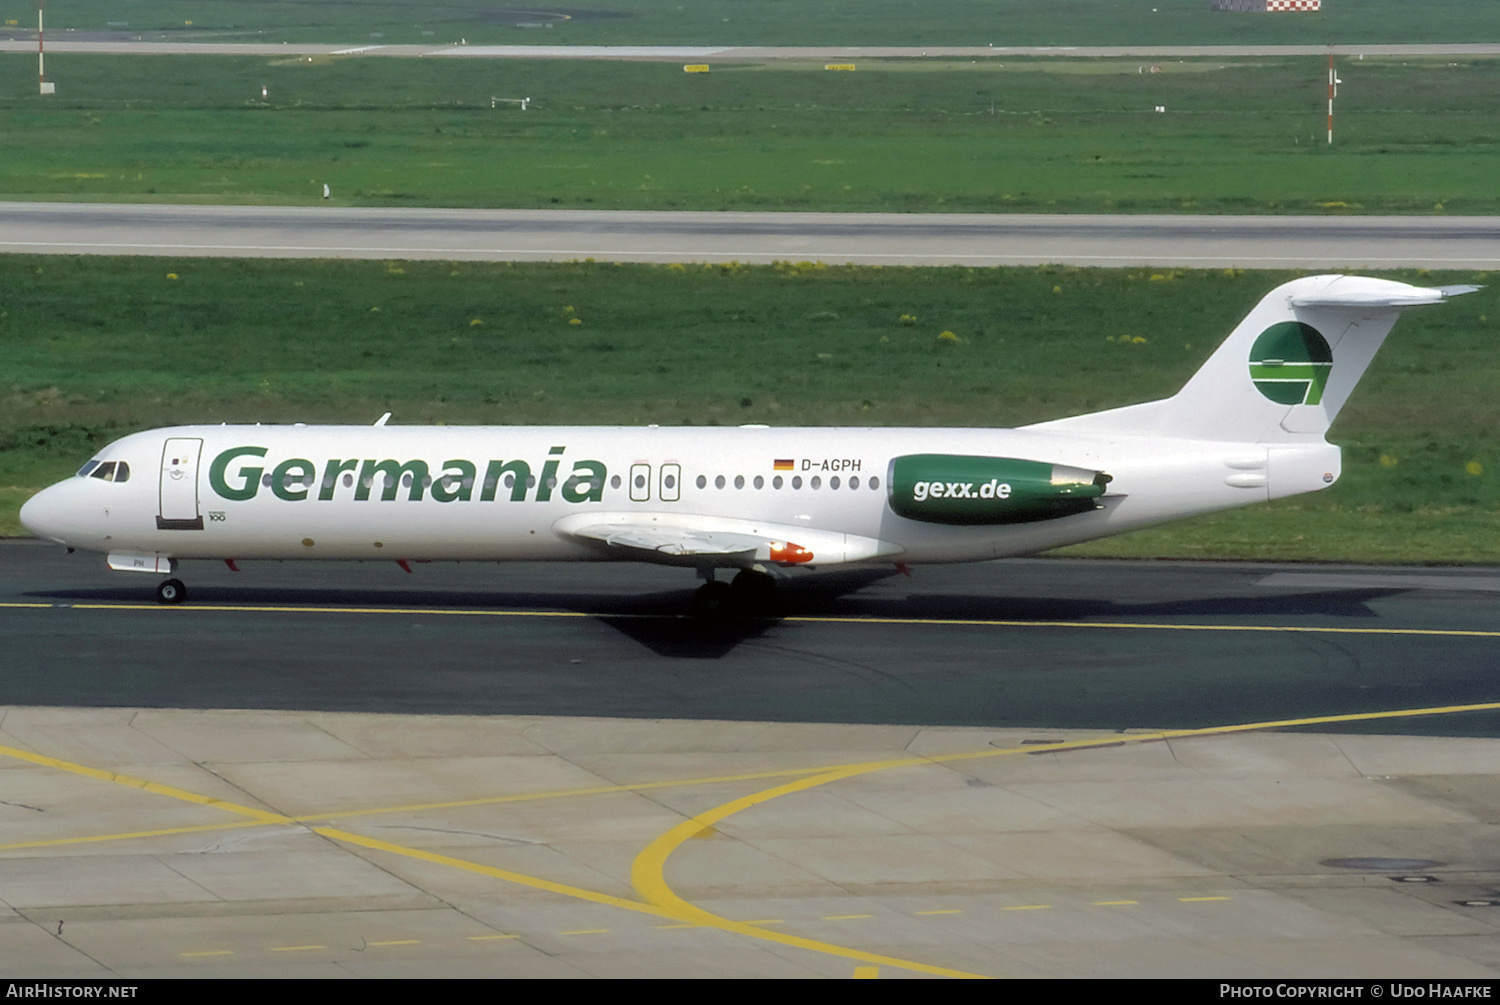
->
[158, 437, 204, 530]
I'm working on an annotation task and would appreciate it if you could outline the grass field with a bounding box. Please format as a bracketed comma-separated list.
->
[4, 53, 1500, 214]
[4, 0, 1498, 47]
[3, 257, 1497, 562]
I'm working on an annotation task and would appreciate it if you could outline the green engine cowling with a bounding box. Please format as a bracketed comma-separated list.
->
[888, 454, 1111, 526]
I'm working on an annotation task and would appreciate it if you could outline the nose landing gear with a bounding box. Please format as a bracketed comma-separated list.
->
[155, 578, 188, 605]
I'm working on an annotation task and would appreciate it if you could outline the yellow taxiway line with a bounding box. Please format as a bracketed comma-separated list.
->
[15, 600, 1500, 639]
[3, 699, 1500, 978]
[626, 698, 1500, 979]
[0, 741, 292, 825]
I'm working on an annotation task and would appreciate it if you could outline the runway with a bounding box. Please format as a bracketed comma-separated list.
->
[4, 41, 1500, 59]
[3, 541, 1499, 978]
[5, 202, 1498, 269]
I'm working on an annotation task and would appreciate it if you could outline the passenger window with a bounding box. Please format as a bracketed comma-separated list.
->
[114, 462, 130, 483]
[77, 460, 100, 478]
[91, 462, 117, 481]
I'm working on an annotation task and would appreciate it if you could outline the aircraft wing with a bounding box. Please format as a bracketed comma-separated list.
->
[569, 524, 763, 561]
[553, 512, 903, 568]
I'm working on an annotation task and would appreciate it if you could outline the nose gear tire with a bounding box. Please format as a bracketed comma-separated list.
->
[156, 578, 187, 605]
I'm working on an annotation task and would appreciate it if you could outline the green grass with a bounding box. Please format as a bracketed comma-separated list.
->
[4, 256, 1499, 562]
[4, 54, 1500, 214]
[5, 0, 1498, 46]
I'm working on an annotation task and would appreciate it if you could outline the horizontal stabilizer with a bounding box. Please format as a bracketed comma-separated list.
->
[1290, 284, 1481, 309]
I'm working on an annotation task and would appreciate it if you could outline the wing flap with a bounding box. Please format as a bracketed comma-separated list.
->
[581, 525, 762, 560]
[553, 512, 902, 568]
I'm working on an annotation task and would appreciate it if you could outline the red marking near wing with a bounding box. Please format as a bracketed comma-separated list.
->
[769, 541, 814, 564]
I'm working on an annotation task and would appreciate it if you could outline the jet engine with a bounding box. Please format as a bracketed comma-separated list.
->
[888, 454, 1111, 525]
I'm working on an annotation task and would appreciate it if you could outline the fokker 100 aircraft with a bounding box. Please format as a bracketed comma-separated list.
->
[20, 275, 1476, 613]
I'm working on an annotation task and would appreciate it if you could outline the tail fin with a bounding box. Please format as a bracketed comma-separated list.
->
[1028, 275, 1478, 442]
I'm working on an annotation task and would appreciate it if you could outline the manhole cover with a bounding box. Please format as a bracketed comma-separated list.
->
[1321, 857, 1444, 871]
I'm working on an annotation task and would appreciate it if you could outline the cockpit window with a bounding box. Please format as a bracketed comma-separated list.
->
[80, 460, 132, 483]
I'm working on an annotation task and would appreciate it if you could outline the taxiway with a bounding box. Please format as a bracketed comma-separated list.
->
[2, 544, 1498, 977]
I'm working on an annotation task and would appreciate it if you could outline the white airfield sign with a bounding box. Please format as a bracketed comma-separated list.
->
[20, 275, 1476, 613]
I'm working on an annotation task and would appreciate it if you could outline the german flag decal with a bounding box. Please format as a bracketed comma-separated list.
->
[773, 459, 794, 471]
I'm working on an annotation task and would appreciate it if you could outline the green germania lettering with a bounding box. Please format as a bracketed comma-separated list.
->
[319, 458, 359, 500]
[271, 458, 317, 501]
[561, 460, 606, 503]
[537, 448, 563, 503]
[209, 446, 268, 501]
[357, 458, 430, 502]
[431, 459, 477, 503]
[208, 447, 607, 504]
[481, 459, 531, 502]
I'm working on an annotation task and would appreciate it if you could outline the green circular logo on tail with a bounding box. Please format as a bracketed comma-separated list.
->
[1249, 321, 1332, 405]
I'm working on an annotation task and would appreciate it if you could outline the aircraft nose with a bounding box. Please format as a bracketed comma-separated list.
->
[19, 480, 83, 545]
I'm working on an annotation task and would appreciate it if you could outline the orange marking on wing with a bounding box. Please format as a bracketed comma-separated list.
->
[769, 541, 814, 564]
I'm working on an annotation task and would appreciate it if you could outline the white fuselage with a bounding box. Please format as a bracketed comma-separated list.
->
[20, 423, 1340, 568]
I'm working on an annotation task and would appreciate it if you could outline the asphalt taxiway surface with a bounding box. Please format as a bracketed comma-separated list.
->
[5, 203, 1499, 269]
[4, 541, 1499, 735]
[3, 542, 1500, 978]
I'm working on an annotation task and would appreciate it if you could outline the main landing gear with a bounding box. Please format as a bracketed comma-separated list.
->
[155, 578, 188, 605]
[691, 569, 778, 619]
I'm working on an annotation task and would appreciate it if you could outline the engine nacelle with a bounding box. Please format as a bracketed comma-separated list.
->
[888, 454, 1110, 526]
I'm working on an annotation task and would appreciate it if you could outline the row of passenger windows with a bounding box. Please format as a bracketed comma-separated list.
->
[259, 470, 879, 494]
[695, 474, 879, 492]
[68, 462, 880, 496]
[77, 460, 131, 483]
[267, 472, 538, 491]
